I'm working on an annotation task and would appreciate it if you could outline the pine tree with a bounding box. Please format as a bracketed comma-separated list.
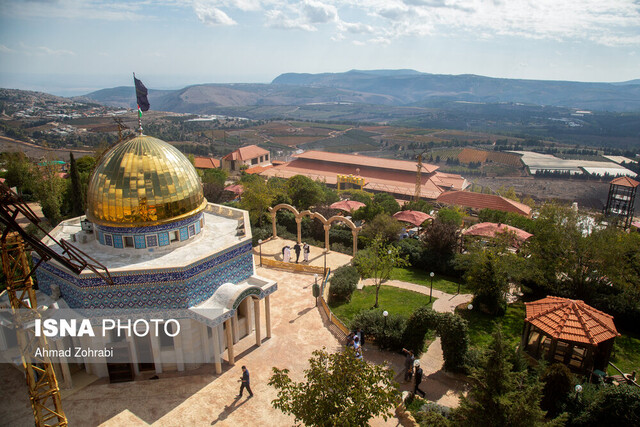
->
[452, 329, 547, 427]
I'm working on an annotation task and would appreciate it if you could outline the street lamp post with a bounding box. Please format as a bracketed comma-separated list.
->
[429, 272, 434, 303]
[258, 239, 263, 267]
[383, 310, 388, 329]
[323, 250, 327, 274]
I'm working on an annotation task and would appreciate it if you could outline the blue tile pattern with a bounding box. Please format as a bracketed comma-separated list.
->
[134, 235, 146, 249]
[188, 224, 195, 236]
[113, 235, 123, 248]
[104, 234, 113, 246]
[179, 227, 189, 241]
[97, 231, 105, 245]
[158, 232, 169, 246]
[146, 235, 158, 247]
[34, 242, 255, 310]
[96, 213, 204, 235]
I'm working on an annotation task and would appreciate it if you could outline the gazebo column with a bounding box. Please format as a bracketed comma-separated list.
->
[212, 326, 222, 374]
[254, 298, 262, 347]
[224, 319, 235, 366]
[324, 224, 331, 252]
[520, 322, 531, 351]
[547, 338, 558, 362]
[265, 295, 272, 339]
[296, 216, 302, 244]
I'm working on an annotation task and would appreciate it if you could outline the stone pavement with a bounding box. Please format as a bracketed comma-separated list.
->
[361, 279, 473, 408]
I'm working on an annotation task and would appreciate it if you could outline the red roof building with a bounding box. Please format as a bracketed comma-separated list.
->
[521, 296, 619, 372]
[437, 190, 532, 217]
[193, 156, 221, 169]
[260, 150, 467, 200]
[222, 145, 271, 172]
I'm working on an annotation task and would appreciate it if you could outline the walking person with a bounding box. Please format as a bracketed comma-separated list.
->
[293, 242, 301, 263]
[237, 365, 253, 398]
[303, 243, 310, 262]
[413, 360, 425, 397]
[355, 328, 365, 350]
[402, 348, 414, 382]
[283, 246, 291, 263]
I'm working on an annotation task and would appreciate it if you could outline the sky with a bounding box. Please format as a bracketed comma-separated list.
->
[0, 0, 639, 96]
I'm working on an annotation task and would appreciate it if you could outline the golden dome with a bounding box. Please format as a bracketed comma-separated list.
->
[86, 134, 206, 227]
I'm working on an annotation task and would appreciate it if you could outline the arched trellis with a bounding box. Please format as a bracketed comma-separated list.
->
[268, 203, 362, 256]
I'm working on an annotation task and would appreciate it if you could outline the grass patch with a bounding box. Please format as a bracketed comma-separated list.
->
[390, 267, 470, 295]
[328, 285, 435, 325]
[608, 331, 640, 376]
[456, 301, 525, 350]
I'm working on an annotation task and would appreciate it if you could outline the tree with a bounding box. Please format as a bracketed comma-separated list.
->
[422, 218, 459, 274]
[541, 363, 574, 418]
[372, 192, 400, 215]
[239, 178, 274, 226]
[2, 152, 37, 199]
[452, 329, 547, 427]
[286, 175, 325, 209]
[75, 155, 96, 174]
[269, 348, 398, 426]
[68, 152, 84, 217]
[361, 213, 403, 243]
[202, 168, 227, 186]
[436, 207, 464, 227]
[353, 234, 408, 308]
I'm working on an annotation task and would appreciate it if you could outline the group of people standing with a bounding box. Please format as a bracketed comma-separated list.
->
[346, 328, 365, 361]
[403, 348, 425, 397]
[281, 242, 310, 263]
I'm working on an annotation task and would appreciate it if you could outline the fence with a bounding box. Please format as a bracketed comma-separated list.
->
[317, 268, 351, 339]
[260, 258, 326, 275]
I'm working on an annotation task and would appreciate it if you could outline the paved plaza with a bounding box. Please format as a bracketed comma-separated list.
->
[0, 243, 470, 426]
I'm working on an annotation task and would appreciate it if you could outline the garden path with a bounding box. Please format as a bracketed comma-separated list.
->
[360, 278, 473, 408]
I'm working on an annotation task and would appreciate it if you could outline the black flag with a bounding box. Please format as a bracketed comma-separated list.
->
[134, 76, 150, 112]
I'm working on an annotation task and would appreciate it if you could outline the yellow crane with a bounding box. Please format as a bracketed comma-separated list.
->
[414, 150, 429, 202]
[1, 183, 111, 427]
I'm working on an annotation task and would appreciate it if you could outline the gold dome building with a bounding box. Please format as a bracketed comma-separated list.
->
[31, 134, 277, 383]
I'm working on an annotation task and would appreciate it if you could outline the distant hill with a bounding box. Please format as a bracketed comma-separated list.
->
[273, 70, 640, 112]
[76, 70, 640, 113]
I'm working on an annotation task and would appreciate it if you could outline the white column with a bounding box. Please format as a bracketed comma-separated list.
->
[224, 319, 235, 366]
[200, 323, 211, 363]
[212, 325, 222, 374]
[232, 312, 239, 344]
[265, 295, 272, 339]
[55, 338, 73, 389]
[173, 321, 185, 372]
[254, 298, 261, 347]
[128, 336, 140, 376]
[149, 335, 163, 374]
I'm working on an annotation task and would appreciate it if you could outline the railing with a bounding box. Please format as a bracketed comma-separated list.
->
[260, 258, 326, 275]
[317, 268, 351, 339]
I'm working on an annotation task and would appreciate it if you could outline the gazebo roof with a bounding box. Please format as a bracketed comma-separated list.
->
[525, 296, 619, 346]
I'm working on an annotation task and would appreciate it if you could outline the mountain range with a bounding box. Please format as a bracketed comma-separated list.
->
[77, 70, 640, 113]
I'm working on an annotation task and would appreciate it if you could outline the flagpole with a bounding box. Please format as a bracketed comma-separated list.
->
[134, 72, 143, 134]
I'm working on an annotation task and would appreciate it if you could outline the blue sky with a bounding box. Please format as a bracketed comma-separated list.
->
[0, 0, 639, 96]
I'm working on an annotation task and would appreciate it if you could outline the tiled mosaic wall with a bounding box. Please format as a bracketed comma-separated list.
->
[35, 242, 254, 310]
[95, 213, 204, 249]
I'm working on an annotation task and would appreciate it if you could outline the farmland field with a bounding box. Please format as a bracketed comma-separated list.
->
[514, 151, 636, 177]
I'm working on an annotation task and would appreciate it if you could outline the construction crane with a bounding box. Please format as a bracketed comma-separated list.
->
[0, 182, 112, 427]
[413, 150, 429, 202]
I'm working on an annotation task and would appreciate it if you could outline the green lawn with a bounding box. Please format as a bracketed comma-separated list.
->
[329, 285, 435, 324]
[390, 267, 470, 295]
[456, 301, 526, 350]
[608, 331, 640, 376]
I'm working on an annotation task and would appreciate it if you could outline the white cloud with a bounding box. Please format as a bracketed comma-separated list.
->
[193, 1, 237, 25]
[266, 9, 316, 31]
[0, 44, 15, 53]
[0, 0, 145, 20]
[17, 43, 76, 56]
[303, 0, 338, 24]
[338, 21, 375, 34]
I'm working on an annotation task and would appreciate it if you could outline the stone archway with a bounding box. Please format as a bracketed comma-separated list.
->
[267, 203, 362, 256]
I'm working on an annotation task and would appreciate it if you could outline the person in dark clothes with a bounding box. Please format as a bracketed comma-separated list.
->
[413, 360, 425, 397]
[402, 348, 414, 381]
[293, 243, 301, 263]
[237, 365, 253, 398]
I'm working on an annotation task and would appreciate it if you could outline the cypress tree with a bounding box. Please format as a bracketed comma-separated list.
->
[69, 152, 84, 217]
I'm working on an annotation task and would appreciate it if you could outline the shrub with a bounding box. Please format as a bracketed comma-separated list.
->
[328, 265, 359, 303]
[394, 238, 426, 267]
[570, 384, 640, 426]
[541, 363, 574, 418]
[350, 309, 406, 351]
[330, 242, 351, 255]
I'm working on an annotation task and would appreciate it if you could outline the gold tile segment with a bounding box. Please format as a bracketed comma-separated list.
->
[86, 135, 206, 227]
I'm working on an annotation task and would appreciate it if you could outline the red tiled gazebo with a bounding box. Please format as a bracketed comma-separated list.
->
[521, 296, 620, 373]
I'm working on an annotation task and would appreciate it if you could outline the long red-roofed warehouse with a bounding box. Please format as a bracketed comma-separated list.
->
[520, 296, 620, 374]
[437, 190, 532, 217]
[260, 150, 467, 200]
